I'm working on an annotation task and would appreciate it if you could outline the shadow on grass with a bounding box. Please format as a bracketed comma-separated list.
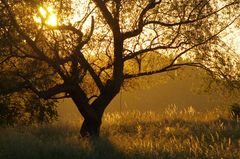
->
[0, 117, 239, 159]
[0, 126, 127, 159]
[86, 137, 126, 159]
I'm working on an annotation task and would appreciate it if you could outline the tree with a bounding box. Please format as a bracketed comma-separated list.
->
[0, 3, 58, 125]
[0, 0, 240, 137]
[0, 60, 58, 125]
[0, 92, 58, 125]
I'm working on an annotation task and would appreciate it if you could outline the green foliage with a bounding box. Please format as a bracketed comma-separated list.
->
[0, 107, 239, 159]
[0, 92, 58, 125]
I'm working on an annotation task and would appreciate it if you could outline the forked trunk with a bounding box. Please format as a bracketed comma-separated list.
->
[69, 90, 102, 137]
[70, 81, 121, 137]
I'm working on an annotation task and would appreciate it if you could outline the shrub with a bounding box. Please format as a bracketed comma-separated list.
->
[0, 92, 58, 125]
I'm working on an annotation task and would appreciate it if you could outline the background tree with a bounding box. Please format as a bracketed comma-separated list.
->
[0, 0, 240, 137]
[0, 1, 58, 125]
[0, 92, 58, 125]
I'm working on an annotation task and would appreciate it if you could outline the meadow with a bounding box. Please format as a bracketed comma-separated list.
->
[0, 105, 240, 159]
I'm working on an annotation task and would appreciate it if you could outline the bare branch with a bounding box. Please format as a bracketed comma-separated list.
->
[76, 50, 105, 92]
[122, 0, 162, 39]
[37, 84, 71, 99]
[122, 0, 239, 39]
[1, 0, 68, 81]
[57, 25, 83, 37]
[123, 42, 187, 61]
[145, 1, 239, 27]
[2, 0, 48, 60]
[78, 16, 95, 49]
[124, 62, 203, 79]
[0, 81, 29, 95]
[93, 0, 115, 29]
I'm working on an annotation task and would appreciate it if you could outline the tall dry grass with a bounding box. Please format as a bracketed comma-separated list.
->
[0, 105, 240, 159]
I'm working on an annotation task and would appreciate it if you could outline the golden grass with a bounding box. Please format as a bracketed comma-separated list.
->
[0, 105, 240, 159]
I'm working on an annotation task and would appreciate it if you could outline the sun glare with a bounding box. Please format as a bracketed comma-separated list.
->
[39, 7, 47, 18]
[222, 24, 240, 54]
[34, 6, 58, 27]
[47, 14, 57, 26]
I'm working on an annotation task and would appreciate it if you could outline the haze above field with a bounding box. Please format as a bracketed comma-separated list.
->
[58, 68, 240, 120]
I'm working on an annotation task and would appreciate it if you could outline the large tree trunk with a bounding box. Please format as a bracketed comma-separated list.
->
[70, 81, 121, 137]
[80, 116, 102, 137]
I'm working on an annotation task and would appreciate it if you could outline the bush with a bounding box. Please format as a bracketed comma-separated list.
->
[0, 92, 58, 125]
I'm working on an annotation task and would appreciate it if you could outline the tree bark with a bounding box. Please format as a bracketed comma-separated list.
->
[80, 116, 102, 137]
[69, 82, 120, 137]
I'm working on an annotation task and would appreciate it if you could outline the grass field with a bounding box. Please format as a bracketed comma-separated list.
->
[0, 105, 240, 159]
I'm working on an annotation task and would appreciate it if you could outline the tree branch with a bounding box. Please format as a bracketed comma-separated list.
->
[124, 62, 203, 79]
[122, 0, 162, 39]
[122, 0, 239, 39]
[2, 0, 47, 60]
[36, 84, 71, 99]
[9, 68, 69, 99]
[93, 0, 115, 30]
[2, 0, 68, 81]
[145, 1, 239, 27]
[123, 42, 187, 61]
[76, 50, 105, 92]
[0, 81, 29, 95]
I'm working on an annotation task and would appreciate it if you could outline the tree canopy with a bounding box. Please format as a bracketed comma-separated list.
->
[0, 92, 58, 125]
